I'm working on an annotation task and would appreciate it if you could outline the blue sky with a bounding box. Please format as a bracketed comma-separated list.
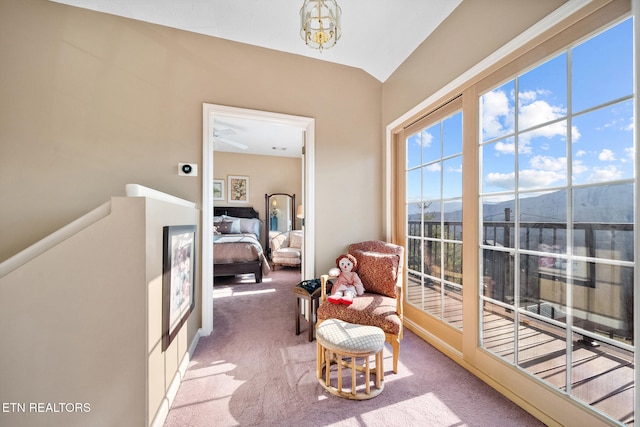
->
[480, 18, 634, 194]
[406, 17, 633, 207]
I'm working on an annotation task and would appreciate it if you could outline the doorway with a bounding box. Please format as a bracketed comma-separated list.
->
[201, 104, 315, 335]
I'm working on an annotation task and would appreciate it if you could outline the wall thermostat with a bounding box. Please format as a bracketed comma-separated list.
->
[178, 163, 198, 176]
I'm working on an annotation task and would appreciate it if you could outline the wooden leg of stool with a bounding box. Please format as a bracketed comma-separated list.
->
[365, 355, 371, 395]
[325, 349, 331, 387]
[337, 353, 343, 392]
[375, 351, 382, 388]
[351, 356, 356, 396]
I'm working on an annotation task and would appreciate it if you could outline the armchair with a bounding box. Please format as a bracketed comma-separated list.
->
[317, 241, 404, 373]
[270, 230, 302, 269]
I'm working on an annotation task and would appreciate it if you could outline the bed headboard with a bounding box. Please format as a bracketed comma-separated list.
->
[214, 206, 260, 219]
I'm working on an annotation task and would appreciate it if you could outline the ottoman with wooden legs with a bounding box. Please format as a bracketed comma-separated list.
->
[316, 318, 385, 399]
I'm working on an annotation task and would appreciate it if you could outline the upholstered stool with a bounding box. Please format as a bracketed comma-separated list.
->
[294, 280, 322, 341]
[316, 318, 385, 399]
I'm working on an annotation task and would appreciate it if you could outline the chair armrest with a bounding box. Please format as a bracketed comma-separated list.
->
[270, 232, 289, 251]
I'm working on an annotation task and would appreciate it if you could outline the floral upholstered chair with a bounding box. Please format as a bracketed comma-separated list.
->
[317, 241, 404, 373]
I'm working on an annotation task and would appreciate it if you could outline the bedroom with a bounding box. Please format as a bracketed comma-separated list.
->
[213, 140, 303, 284]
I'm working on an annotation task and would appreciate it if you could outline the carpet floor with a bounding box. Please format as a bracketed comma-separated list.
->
[163, 268, 546, 427]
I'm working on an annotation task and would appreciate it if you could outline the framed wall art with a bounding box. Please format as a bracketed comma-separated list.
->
[213, 179, 225, 201]
[228, 175, 249, 203]
[162, 225, 197, 351]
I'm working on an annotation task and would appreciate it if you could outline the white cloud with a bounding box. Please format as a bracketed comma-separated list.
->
[529, 155, 567, 171]
[518, 99, 565, 130]
[447, 164, 463, 173]
[482, 90, 512, 138]
[575, 149, 586, 157]
[625, 116, 635, 132]
[483, 87, 581, 147]
[426, 163, 441, 172]
[420, 130, 434, 147]
[494, 140, 515, 155]
[625, 146, 635, 159]
[586, 165, 623, 183]
[485, 172, 515, 190]
[518, 169, 566, 189]
[598, 148, 616, 161]
[572, 160, 589, 175]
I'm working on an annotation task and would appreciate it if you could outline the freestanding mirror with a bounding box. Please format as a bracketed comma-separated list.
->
[265, 193, 296, 257]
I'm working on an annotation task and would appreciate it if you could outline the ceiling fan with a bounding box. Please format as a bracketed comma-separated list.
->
[213, 128, 248, 150]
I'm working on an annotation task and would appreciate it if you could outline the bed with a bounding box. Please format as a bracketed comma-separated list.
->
[213, 206, 270, 283]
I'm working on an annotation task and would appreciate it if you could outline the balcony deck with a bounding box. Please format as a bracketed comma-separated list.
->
[407, 279, 635, 426]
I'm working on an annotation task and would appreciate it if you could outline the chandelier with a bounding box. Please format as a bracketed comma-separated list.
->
[300, 0, 342, 52]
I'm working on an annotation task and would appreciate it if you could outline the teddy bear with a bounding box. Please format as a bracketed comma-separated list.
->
[327, 253, 364, 305]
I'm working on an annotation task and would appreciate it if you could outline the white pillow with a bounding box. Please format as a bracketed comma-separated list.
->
[289, 230, 303, 249]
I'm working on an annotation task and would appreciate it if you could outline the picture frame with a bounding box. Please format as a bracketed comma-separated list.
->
[213, 179, 225, 201]
[162, 225, 197, 351]
[228, 175, 249, 203]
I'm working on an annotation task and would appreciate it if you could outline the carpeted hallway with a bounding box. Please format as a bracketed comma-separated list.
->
[163, 268, 546, 427]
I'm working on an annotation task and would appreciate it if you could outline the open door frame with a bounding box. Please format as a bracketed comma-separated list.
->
[201, 104, 315, 335]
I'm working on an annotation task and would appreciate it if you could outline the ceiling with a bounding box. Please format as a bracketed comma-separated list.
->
[49, 0, 462, 157]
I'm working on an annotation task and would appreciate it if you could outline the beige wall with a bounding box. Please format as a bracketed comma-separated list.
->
[0, 0, 382, 274]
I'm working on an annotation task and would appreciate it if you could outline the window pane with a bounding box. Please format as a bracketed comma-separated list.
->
[424, 239, 440, 278]
[407, 202, 422, 237]
[518, 53, 567, 131]
[571, 100, 634, 185]
[520, 254, 567, 312]
[443, 156, 462, 198]
[573, 183, 634, 261]
[444, 285, 463, 328]
[519, 190, 567, 251]
[482, 300, 515, 364]
[444, 242, 462, 285]
[518, 124, 568, 190]
[571, 262, 633, 346]
[424, 278, 442, 314]
[422, 124, 441, 164]
[406, 168, 421, 203]
[422, 162, 441, 201]
[423, 201, 441, 238]
[517, 313, 567, 389]
[572, 19, 633, 113]
[407, 237, 422, 274]
[571, 342, 634, 421]
[481, 80, 515, 142]
[443, 199, 463, 240]
[481, 196, 515, 249]
[481, 137, 515, 193]
[406, 270, 424, 309]
[406, 133, 422, 169]
[482, 249, 514, 304]
[443, 112, 463, 157]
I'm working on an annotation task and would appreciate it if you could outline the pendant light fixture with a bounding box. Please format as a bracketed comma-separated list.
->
[300, 0, 342, 52]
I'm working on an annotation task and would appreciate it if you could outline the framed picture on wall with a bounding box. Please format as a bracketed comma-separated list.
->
[213, 179, 224, 201]
[162, 225, 197, 351]
[228, 175, 249, 203]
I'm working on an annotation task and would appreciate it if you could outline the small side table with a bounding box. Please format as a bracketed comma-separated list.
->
[294, 279, 322, 341]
